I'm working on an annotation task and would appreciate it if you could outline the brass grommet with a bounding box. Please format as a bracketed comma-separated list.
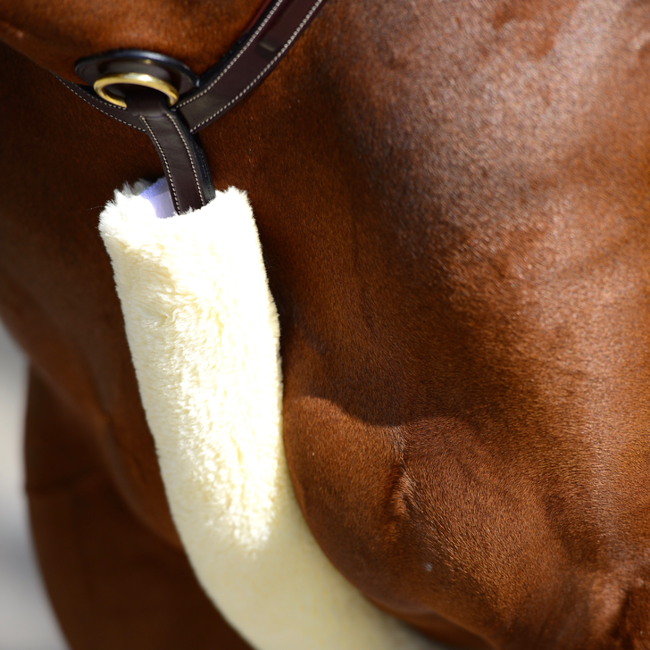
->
[93, 72, 179, 108]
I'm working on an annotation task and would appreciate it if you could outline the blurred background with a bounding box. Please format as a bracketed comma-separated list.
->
[0, 322, 67, 650]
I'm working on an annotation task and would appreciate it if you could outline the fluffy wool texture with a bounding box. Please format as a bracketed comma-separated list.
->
[98, 180, 439, 650]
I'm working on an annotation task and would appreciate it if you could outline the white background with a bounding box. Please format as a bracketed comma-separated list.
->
[0, 322, 67, 650]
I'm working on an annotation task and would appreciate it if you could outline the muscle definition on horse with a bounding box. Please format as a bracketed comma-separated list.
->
[2, 0, 650, 648]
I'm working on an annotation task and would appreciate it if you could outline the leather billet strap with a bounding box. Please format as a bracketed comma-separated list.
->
[127, 87, 216, 214]
[58, 0, 326, 214]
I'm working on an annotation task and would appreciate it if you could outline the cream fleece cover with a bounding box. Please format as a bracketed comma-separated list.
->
[98, 180, 441, 650]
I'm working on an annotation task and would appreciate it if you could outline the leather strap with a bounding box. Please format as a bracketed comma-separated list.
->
[126, 87, 216, 214]
[177, 0, 326, 133]
[58, 0, 326, 213]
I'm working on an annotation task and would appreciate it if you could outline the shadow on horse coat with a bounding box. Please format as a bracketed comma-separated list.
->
[2, 0, 650, 648]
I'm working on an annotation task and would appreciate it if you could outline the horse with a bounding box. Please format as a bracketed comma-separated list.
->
[2, 0, 650, 648]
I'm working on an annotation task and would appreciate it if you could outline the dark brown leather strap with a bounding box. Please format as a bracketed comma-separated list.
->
[126, 87, 215, 214]
[59, 78, 145, 132]
[177, 0, 326, 133]
[57, 0, 326, 214]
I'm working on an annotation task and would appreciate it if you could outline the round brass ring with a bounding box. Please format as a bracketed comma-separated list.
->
[93, 72, 179, 108]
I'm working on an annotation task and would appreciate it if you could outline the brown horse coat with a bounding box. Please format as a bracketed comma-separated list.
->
[2, 1, 650, 648]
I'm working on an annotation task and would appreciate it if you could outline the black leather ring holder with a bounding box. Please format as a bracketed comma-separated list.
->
[76, 50, 214, 214]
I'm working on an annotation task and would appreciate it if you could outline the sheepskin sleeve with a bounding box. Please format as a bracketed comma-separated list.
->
[98, 180, 439, 650]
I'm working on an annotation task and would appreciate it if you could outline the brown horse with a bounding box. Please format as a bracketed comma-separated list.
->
[2, 0, 650, 648]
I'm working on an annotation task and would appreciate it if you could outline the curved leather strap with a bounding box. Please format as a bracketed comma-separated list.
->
[177, 0, 326, 133]
[58, 0, 326, 213]
[59, 78, 145, 132]
[59, 0, 325, 134]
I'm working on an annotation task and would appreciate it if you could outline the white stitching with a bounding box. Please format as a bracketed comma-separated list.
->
[60, 0, 323, 135]
[140, 116, 182, 214]
[61, 81, 147, 132]
[166, 114, 206, 206]
[177, 0, 284, 109]
[186, 0, 325, 132]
